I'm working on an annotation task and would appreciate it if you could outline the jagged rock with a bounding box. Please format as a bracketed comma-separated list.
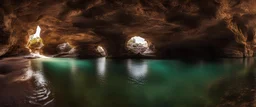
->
[26, 37, 44, 53]
[57, 43, 73, 53]
[53, 43, 77, 58]
[0, 0, 256, 58]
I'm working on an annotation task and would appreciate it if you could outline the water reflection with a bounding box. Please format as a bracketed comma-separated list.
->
[27, 60, 54, 107]
[206, 58, 256, 107]
[17, 61, 33, 81]
[71, 60, 77, 74]
[97, 57, 106, 79]
[2, 58, 255, 107]
[127, 59, 148, 84]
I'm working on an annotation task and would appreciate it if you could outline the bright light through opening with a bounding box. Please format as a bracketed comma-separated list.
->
[133, 36, 148, 46]
[127, 36, 149, 54]
[97, 46, 106, 56]
[25, 25, 49, 58]
[33, 26, 41, 39]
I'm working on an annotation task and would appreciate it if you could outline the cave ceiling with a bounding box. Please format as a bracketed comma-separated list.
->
[0, 0, 256, 58]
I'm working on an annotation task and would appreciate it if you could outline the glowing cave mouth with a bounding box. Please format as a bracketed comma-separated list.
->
[127, 36, 150, 54]
[132, 36, 148, 46]
[97, 46, 107, 56]
[25, 26, 48, 58]
[32, 26, 41, 39]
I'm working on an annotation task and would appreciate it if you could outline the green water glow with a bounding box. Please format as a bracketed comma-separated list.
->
[29, 58, 256, 107]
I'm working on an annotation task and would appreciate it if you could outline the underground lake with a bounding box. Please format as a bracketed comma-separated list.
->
[2, 0, 256, 107]
[0, 57, 255, 107]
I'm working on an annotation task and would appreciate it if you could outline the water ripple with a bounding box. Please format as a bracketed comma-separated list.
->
[27, 71, 54, 106]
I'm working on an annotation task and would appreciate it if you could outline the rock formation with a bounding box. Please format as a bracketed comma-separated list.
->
[0, 0, 256, 58]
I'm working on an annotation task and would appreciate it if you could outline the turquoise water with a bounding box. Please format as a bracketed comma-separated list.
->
[27, 58, 256, 107]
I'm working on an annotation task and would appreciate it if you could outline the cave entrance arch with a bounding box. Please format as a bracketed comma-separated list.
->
[126, 36, 154, 55]
[96, 46, 107, 57]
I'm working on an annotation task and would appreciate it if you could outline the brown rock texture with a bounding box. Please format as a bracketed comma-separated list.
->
[0, 0, 256, 58]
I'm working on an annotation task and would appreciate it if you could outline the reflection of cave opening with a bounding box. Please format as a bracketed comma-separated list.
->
[25, 60, 54, 106]
[127, 59, 148, 80]
[97, 57, 106, 82]
[127, 36, 154, 55]
[96, 46, 107, 57]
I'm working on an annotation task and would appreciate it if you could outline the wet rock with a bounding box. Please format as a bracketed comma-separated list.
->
[53, 43, 77, 58]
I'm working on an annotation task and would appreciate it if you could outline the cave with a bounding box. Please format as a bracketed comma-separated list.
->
[126, 36, 154, 55]
[96, 45, 107, 57]
[0, 0, 256, 107]
[0, 0, 255, 58]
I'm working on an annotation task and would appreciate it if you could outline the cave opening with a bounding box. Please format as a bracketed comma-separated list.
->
[25, 26, 48, 58]
[126, 36, 154, 55]
[96, 46, 107, 57]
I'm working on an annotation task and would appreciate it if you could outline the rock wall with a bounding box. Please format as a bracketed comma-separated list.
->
[0, 0, 256, 58]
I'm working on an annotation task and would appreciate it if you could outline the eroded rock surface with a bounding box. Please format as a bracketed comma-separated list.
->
[0, 0, 256, 58]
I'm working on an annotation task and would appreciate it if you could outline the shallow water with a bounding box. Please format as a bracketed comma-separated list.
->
[0, 57, 256, 107]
